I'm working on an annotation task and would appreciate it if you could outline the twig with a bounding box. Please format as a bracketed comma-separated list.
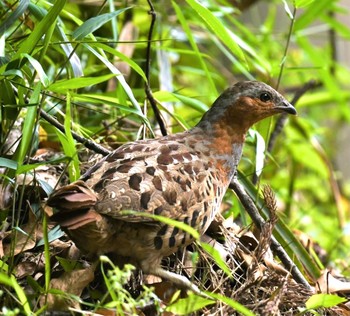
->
[267, 80, 320, 153]
[229, 179, 312, 290]
[145, 0, 167, 136]
[276, 5, 296, 89]
[39, 109, 111, 156]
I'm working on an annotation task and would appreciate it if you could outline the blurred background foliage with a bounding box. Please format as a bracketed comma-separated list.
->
[1, 0, 350, 310]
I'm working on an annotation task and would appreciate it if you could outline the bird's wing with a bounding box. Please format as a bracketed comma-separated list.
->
[86, 134, 222, 224]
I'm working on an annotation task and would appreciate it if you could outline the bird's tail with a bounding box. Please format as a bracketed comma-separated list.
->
[47, 180, 100, 229]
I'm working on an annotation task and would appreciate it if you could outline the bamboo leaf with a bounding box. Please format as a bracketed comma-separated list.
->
[48, 74, 116, 93]
[172, 0, 217, 96]
[72, 8, 131, 40]
[14, 0, 66, 57]
[83, 44, 153, 133]
[88, 42, 147, 82]
[208, 292, 255, 316]
[13, 83, 41, 173]
[0, 0, 30, 35]
[200, 242, 231, 277]
[28, 2, 83, 77]
[306, 294, 346, 309]
[294, 0, 336, 31]
[0, 158, 17, 170]
[294, 0, 316, 8]
[184, 0, 245, 62]
[166, 293, 215, 315]
[21, 54, 50, 87]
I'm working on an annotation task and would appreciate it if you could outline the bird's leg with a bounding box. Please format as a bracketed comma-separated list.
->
[146, 266, 210, 297]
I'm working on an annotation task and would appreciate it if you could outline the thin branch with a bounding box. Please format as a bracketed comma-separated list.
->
[229, 179, 312, 290]
[39, 109, 111, 157]
[145, 0, 168, 136]
[276, 5, 297, 89]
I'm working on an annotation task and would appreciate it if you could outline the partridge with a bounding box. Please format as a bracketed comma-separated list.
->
[48, 81, 296, 292]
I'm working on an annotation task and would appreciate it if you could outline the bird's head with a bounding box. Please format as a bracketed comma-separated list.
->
[197, 81, 296, 135]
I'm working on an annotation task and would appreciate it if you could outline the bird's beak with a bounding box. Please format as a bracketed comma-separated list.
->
[276, 100, 297, 115]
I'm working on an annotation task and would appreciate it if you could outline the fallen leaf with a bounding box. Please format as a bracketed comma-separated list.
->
[43, 265, 95, 310]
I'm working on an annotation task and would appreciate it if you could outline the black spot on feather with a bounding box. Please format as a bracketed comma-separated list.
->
[140, 192, 151, 209]
[128, 174, 142, 191]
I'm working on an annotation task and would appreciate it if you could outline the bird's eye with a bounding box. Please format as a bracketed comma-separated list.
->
[259, 92, 272, 102]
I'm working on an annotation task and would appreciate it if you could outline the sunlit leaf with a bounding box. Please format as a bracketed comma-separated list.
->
[294, 0, 316, 8]
[166, 293, 215, 315]
[172, 1, 217, 95]
[306, 294, 346, 309]
[200, 242, 231, 276]
[208, 292, 255, 316]
[184, 0, 245, 62]
[294, 0, 336, 31]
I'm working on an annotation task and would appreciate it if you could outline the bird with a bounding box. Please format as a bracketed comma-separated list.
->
[47, 81, 296, 293]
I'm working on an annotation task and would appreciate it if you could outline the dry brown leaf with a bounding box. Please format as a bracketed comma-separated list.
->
[152, 280, 179, 303]
[3, 209, 38, 256]
[16, 164, 58, 190]
[0, 183, 13, 210]
[15, 261, 37, 279]
[317, 270, 350, 294]
[201, 234, 229, 261]
[43, 265, 95, 310]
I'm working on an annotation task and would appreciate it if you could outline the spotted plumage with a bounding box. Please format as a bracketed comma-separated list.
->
[48, 81, 296, 292]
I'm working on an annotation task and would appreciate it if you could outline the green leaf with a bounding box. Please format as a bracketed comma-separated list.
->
[21, 54, 50, 87]
[13, 83, 41, 174]
[82, 44, 153, 133]
[166, 293, 215, 315]
[322, 14, 350, 39]
[172, 1, 217, 96]
[121, 211, 200, 240]
[294, 0, 336, 31]
[305, 294, 347, 309]
[73, 93, 144, 117]
[153, 91, 209, 113]
[0, 272, 32, 315]
[183, 0, 245, 62]
[56, 256, 81, 272]
[200, 242, 231, 277]
[62, 92, 80, 181]
[36, 225, 65, 247]
[28, 3, 83, 77]
[48, 73, 116, 93]
[208, 292, 255, 316]
[294, 0, 316, 8]
[88, 42, 147, 82]
[0, 158, 18, 170]
[72, 8, 130, 40]
[0, 0, 30, 35]
[13, 0, 66, 58]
